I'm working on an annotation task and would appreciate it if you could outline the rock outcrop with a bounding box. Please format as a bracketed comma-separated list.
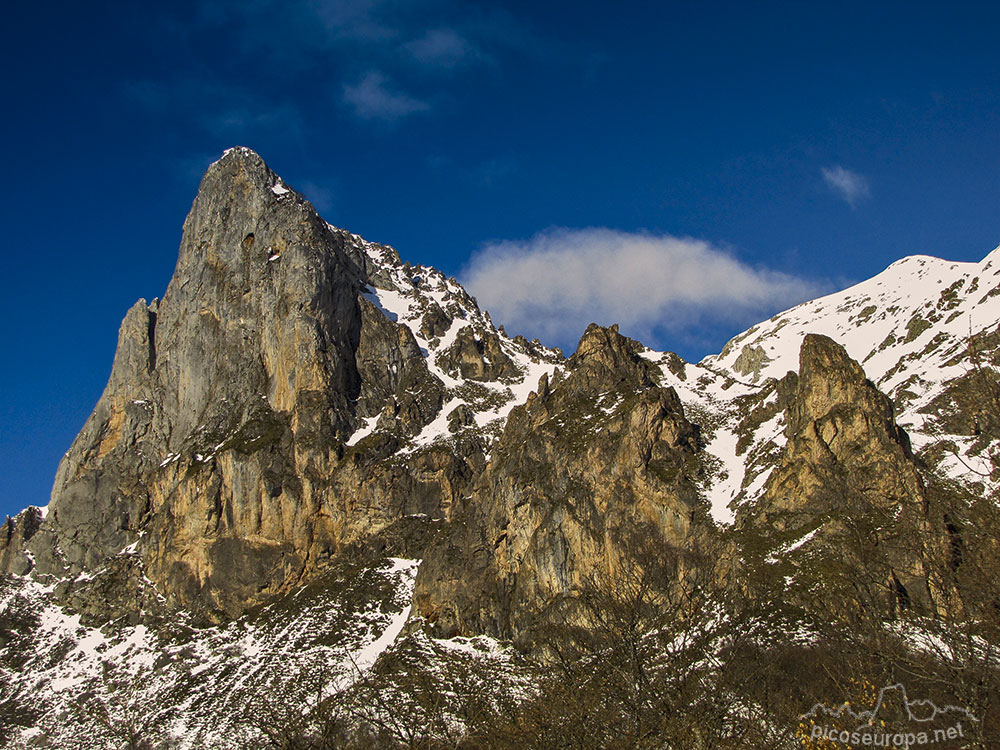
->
[740, 334, 936, 618]
[414, 324, 711, 641]
[753, 334, 921, 521]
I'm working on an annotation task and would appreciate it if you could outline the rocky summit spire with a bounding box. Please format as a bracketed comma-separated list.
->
[158, 146, 368, 441]
[12, 147, 378, 615]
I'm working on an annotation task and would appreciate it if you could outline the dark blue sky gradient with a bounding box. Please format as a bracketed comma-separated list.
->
[1, 1, 998, 517]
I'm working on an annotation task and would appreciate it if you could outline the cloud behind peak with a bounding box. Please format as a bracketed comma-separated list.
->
[460, 228, 830, 355]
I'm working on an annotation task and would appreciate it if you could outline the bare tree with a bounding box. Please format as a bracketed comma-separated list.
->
[73, 664, 177, 750]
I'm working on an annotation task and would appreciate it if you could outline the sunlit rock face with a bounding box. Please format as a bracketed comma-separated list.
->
[414, 323, 713, 641]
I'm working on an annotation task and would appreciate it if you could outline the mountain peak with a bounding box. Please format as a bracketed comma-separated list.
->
[214, 144, 265, 165]
[203, 146, 273, 187]
[203, 145, 292, 196]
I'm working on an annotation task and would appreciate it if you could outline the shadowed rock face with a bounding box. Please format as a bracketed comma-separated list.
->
[6, 149, 482, 619]
[437, 326, 519, 381]
[413, 324, 711, 641]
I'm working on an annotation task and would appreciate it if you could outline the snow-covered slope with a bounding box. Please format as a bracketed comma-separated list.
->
[707, 248, 1000, 405]
[339, 238, 1000, 528]
[1, 551, 526, 749]
[638, 349, 778, 524]
[2, 558, 419, 748]
[639, 245, 1000, 524]
[347, 234, 563, 453]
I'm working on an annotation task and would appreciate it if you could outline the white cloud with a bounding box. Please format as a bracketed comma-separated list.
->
[343, 71, 430, 121]
[821, 165, 870, 207]
[460, 228, 828, 353]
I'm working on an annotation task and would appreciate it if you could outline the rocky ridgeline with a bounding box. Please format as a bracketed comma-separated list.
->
[2, 148, 998, 747]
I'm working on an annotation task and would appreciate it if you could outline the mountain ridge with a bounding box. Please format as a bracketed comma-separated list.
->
[2, 147, 998, 748]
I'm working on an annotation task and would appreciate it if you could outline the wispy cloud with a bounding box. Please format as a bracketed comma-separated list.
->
[404, 27, 478, 68]
[311, 0, 399, 43]
[461, 228, 828, 353]
[425, 153, 516, 187]
[206, 103, 303, 140]
[122, 78, 304, 140]
[821, 165, 870, 207]
[130, 2, 548, 132]
[343, 71, 430, 121]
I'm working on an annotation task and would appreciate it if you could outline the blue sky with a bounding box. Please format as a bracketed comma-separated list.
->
[1, 0, 998, 517]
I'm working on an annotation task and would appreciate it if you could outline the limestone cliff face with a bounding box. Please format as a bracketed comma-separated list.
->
[3, 148, 495, 619]
[413, 324, 710, 641]
[1, 507, 44, 577]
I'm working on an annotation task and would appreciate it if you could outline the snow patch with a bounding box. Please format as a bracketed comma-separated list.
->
[345, 415, 380, 447]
